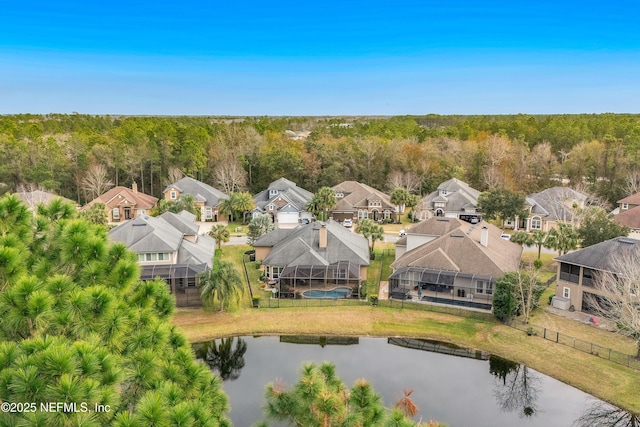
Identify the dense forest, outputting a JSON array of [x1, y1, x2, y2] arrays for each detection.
[[2, 113, 640, 206]]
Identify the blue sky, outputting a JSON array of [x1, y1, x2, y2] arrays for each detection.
[[1, 0, 639, 115]]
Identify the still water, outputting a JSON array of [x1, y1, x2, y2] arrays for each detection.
[[193, 336, 631, 427]]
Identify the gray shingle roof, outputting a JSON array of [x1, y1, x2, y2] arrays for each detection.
[[164, 177, 228, 208], [253, 178, 313, 212], [108, 213, 215, 267], [526, 187, 587, 222], [258, 220, 370, 267], [555, 237, 640, 272], [421, 179, 480, 213]]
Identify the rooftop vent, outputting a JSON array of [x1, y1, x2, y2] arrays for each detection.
[[619, 237, 638, 245]]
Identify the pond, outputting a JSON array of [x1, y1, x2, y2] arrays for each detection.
[[193, 336, 633, 427]]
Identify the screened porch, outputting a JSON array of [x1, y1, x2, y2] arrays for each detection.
[[276, 261, 362, 298]]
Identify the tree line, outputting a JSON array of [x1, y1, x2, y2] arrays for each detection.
[[2, 113, 640, 206]]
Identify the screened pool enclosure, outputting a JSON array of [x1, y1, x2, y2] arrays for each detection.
[[388, 266, 495, 310], [274, 261, 362, 299]]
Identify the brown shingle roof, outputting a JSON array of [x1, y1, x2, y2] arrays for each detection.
[[83, 186, 158, 210], [618, 191, 640, 205], [332, 181, 394, 211], [391, 221, 522, 277], [614, 206, 640, 229]]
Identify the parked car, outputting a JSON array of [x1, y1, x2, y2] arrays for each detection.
[[398, 229, 407, 237], [343, 219, 353, 228], [500, 233, 511, 241]]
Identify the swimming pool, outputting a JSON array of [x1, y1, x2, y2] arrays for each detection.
[[302, 287, 352, 299]]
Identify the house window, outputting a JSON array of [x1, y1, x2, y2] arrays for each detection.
[[622, 203, 629, 210], [384, 210, 391, 219], [112, 208, 120, 220], [563, 287, 570, 298], [170, 191, 177, 200], [138, 253, 169, 262], [486, 282, 493, 295], [267, 204, 275, 211], [358, 210, 368, 219], [187, 277, 197, 287], [269, 189, 278, 197], [476, 280, 484, 294], [531, 216, 542, 230], [272, 266, 283, 279], [336, 270, 347, 279], [205, 207, 213, 220], [335, 192, 344, 198]]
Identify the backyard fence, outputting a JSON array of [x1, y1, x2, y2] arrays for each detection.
[[507, 320, 640, 370]]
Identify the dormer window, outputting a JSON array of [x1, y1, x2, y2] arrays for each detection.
[[622, 203, 629, 210], [269, 189, 279, 197], [170, 190, 177, 200], [267, 204, 275, 211], [335, 192, 344, 198]]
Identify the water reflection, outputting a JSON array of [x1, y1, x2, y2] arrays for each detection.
[[196, 337, 247, 381], [490, 355, 540, 418], [194, 336, 624, 427], [574, 401, 640, 427]]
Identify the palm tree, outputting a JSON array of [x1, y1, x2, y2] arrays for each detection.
[[355, 219, 384, 253], [232, 191, 255, 224], [546, 222, 579, 255], [199, 261, 244, 311], [208, 225, 230, 250], [390, 188, 411, 224], [218, 195, 236, 223], [510, 230, 549, 259], [310, 187, 337, 221]]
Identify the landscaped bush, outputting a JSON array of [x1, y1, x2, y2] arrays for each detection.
[[370, 295, 379, 305]]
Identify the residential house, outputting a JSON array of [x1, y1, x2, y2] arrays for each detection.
[[390, 218, 522, 310], [552, 236, 640, 313], [504, 186, 587, 232], [330, 181, 397, 223], [613, 191, 640, 239], [395, 217, 470, 260], [251, 178, 314, 228], [82, 182, 158, 223], [163, 176, 228, 222], [417, 178, 481, 223], [253, 220, 370, 298], [109, 211, 216, 307]]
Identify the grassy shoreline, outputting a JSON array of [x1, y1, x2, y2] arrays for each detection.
[[173, 305, 640, 413]]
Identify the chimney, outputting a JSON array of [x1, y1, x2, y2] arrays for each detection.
[[480, 226, 489, 247], [132, 181, 138, 194], [319, 223, 327, 249]]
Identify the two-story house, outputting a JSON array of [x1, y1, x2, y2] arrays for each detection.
[[417, 178, 481, 223], [552, 236, 640, 313], [108, 210, 216, 307], [163, 177, 228, 222], [330, 181, 397, 223], [505, 186, 587, 232], [613, 191, 640, 239], [251, 178, 314, 228], [390, 217, 522, 310]]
